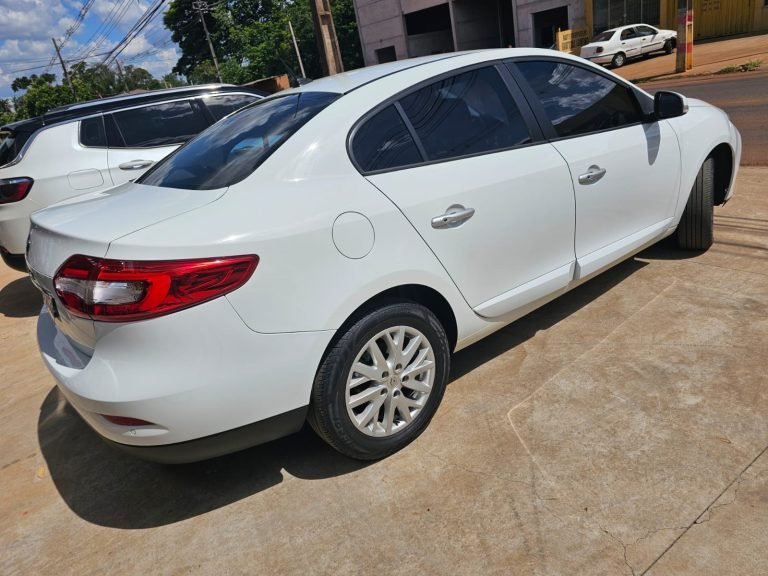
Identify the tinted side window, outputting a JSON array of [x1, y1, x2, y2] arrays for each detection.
[[636, 25, 656, 36], [513, 61, 642, 138], [352, 105, 422, 172], [79, 116, 106, 147], [399, 66, 531, 162], [111, 100, 208, 147], [139, 92, 339, 190], [203, 94, 259, 121]]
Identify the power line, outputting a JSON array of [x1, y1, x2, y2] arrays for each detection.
[[101, 0, 167, 66]]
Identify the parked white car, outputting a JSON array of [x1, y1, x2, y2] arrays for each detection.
[[0, 85, 263, 271], [580, 24, 677, 67], [27, 49, 741, 463]]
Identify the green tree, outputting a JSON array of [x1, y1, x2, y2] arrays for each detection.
[[122, 65, 162, 91], [164, 0, 224, 77], [165, 0, 363, 84], [70, 62, 119, 97], [187, 60, 219, 84], [162, 72, 187, 87], [0, 99, 13, 125]]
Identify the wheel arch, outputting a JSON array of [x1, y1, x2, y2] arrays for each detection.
[[319, 284, 459, 367], [709, 142, 734, 206]]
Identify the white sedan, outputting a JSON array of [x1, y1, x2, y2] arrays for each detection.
[[580, 24, 678, 68], [27, 49, 741, 463]]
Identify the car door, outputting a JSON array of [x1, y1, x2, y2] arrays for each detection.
[[510, 59, 680, 279], [106, 99, 210, 186], [353, 65, 577, 318], [619, 27, 642, 58], [636, 25, 664, 54]]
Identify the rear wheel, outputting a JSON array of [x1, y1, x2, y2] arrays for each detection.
[[611, 52, 626, 68], [309, 302, 450, 460], [676, 157, 714, 250]]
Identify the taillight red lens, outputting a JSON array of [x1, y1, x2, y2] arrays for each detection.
[[54, 254, 259, 322], [0, 177, 33, 204], [101, 415, 155, 427]]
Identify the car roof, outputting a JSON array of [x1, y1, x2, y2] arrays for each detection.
[[1, 84, 266, 133], [286, 48, 585, 96]]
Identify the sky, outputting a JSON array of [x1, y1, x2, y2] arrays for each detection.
[[0, 0, 180, 99]]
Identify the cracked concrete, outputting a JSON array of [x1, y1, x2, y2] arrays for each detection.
[[1, 169, 768, 575]]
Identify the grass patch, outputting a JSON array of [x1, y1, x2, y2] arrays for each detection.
[[717, 59, 763, 74]]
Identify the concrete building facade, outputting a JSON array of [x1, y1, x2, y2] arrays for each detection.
[[352, 0, 768, 66]]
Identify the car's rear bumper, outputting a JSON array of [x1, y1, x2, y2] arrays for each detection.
[[0, 199, 36, 255], [105, 406, 309, 464], [37, 295, 335, 460], [582, 53, 615, 64], [0, 248, 27, 271]]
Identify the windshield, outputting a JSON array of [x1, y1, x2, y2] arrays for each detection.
[[592, 30, 615, 42], [138, 91, 340, 190]]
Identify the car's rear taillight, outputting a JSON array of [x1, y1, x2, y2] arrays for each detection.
[[0, 177, 33, 204], [54, 254, 259, 322]]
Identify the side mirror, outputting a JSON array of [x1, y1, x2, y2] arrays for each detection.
[[654, 91, 688, 119]]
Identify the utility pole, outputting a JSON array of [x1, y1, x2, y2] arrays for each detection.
[[192, 0, 223, 83], [309, 0, 343, 77], [676, 0, 693, 73], [51, 37, 76, 97], [115, 60, 130, 93], [288, 20, 306, 78]]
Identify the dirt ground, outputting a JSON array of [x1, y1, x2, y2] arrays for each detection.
[[2, 165, 767, 575]]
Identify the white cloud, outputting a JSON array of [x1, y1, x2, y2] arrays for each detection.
[[0, 0, 180, 97]]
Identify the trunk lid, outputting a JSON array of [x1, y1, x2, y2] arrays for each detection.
[[580, 42, 609, 58], [27, 182, 226, 352]]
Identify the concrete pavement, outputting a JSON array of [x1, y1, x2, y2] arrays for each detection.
[[2, 165, 767, 575]]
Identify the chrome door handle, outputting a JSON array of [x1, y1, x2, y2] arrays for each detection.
[[118, 160, 154, 171], [578, 165, 607, 185], [431, 204, 475, 229]]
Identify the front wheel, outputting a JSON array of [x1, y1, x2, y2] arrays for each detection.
[[309, 302, 450, 460], [664, 40, 674, 54], [676, 157, 714, 250]]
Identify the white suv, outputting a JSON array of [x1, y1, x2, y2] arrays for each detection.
[[0, 85, 263, 270]]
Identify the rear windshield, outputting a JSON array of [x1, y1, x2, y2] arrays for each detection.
[[138, 91, 340, 190], [0, 131, 32, 167], [592, 30, 615, 42]]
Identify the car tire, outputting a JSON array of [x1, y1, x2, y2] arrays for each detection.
[[611, 52, 626, 68], [664, 40, 674, 54], [308, 302, 450, 460], [676, 157, 714, 250]]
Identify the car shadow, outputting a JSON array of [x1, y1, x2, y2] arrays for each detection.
[[39, 256, 649, 529], [0, 275, 42, 318]]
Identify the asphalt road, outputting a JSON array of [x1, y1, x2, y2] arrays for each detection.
[[644, 70, 768, 166]]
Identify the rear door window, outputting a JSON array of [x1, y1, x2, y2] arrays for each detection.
[[139, 92, 339, 190], [351, 105, 422, 172], [203, 94, 260, 121], [398, 66, 532, 162], [110, 100, 208, 147]]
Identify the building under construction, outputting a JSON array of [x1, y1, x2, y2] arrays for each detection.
[[352, 0, 768, 64]]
